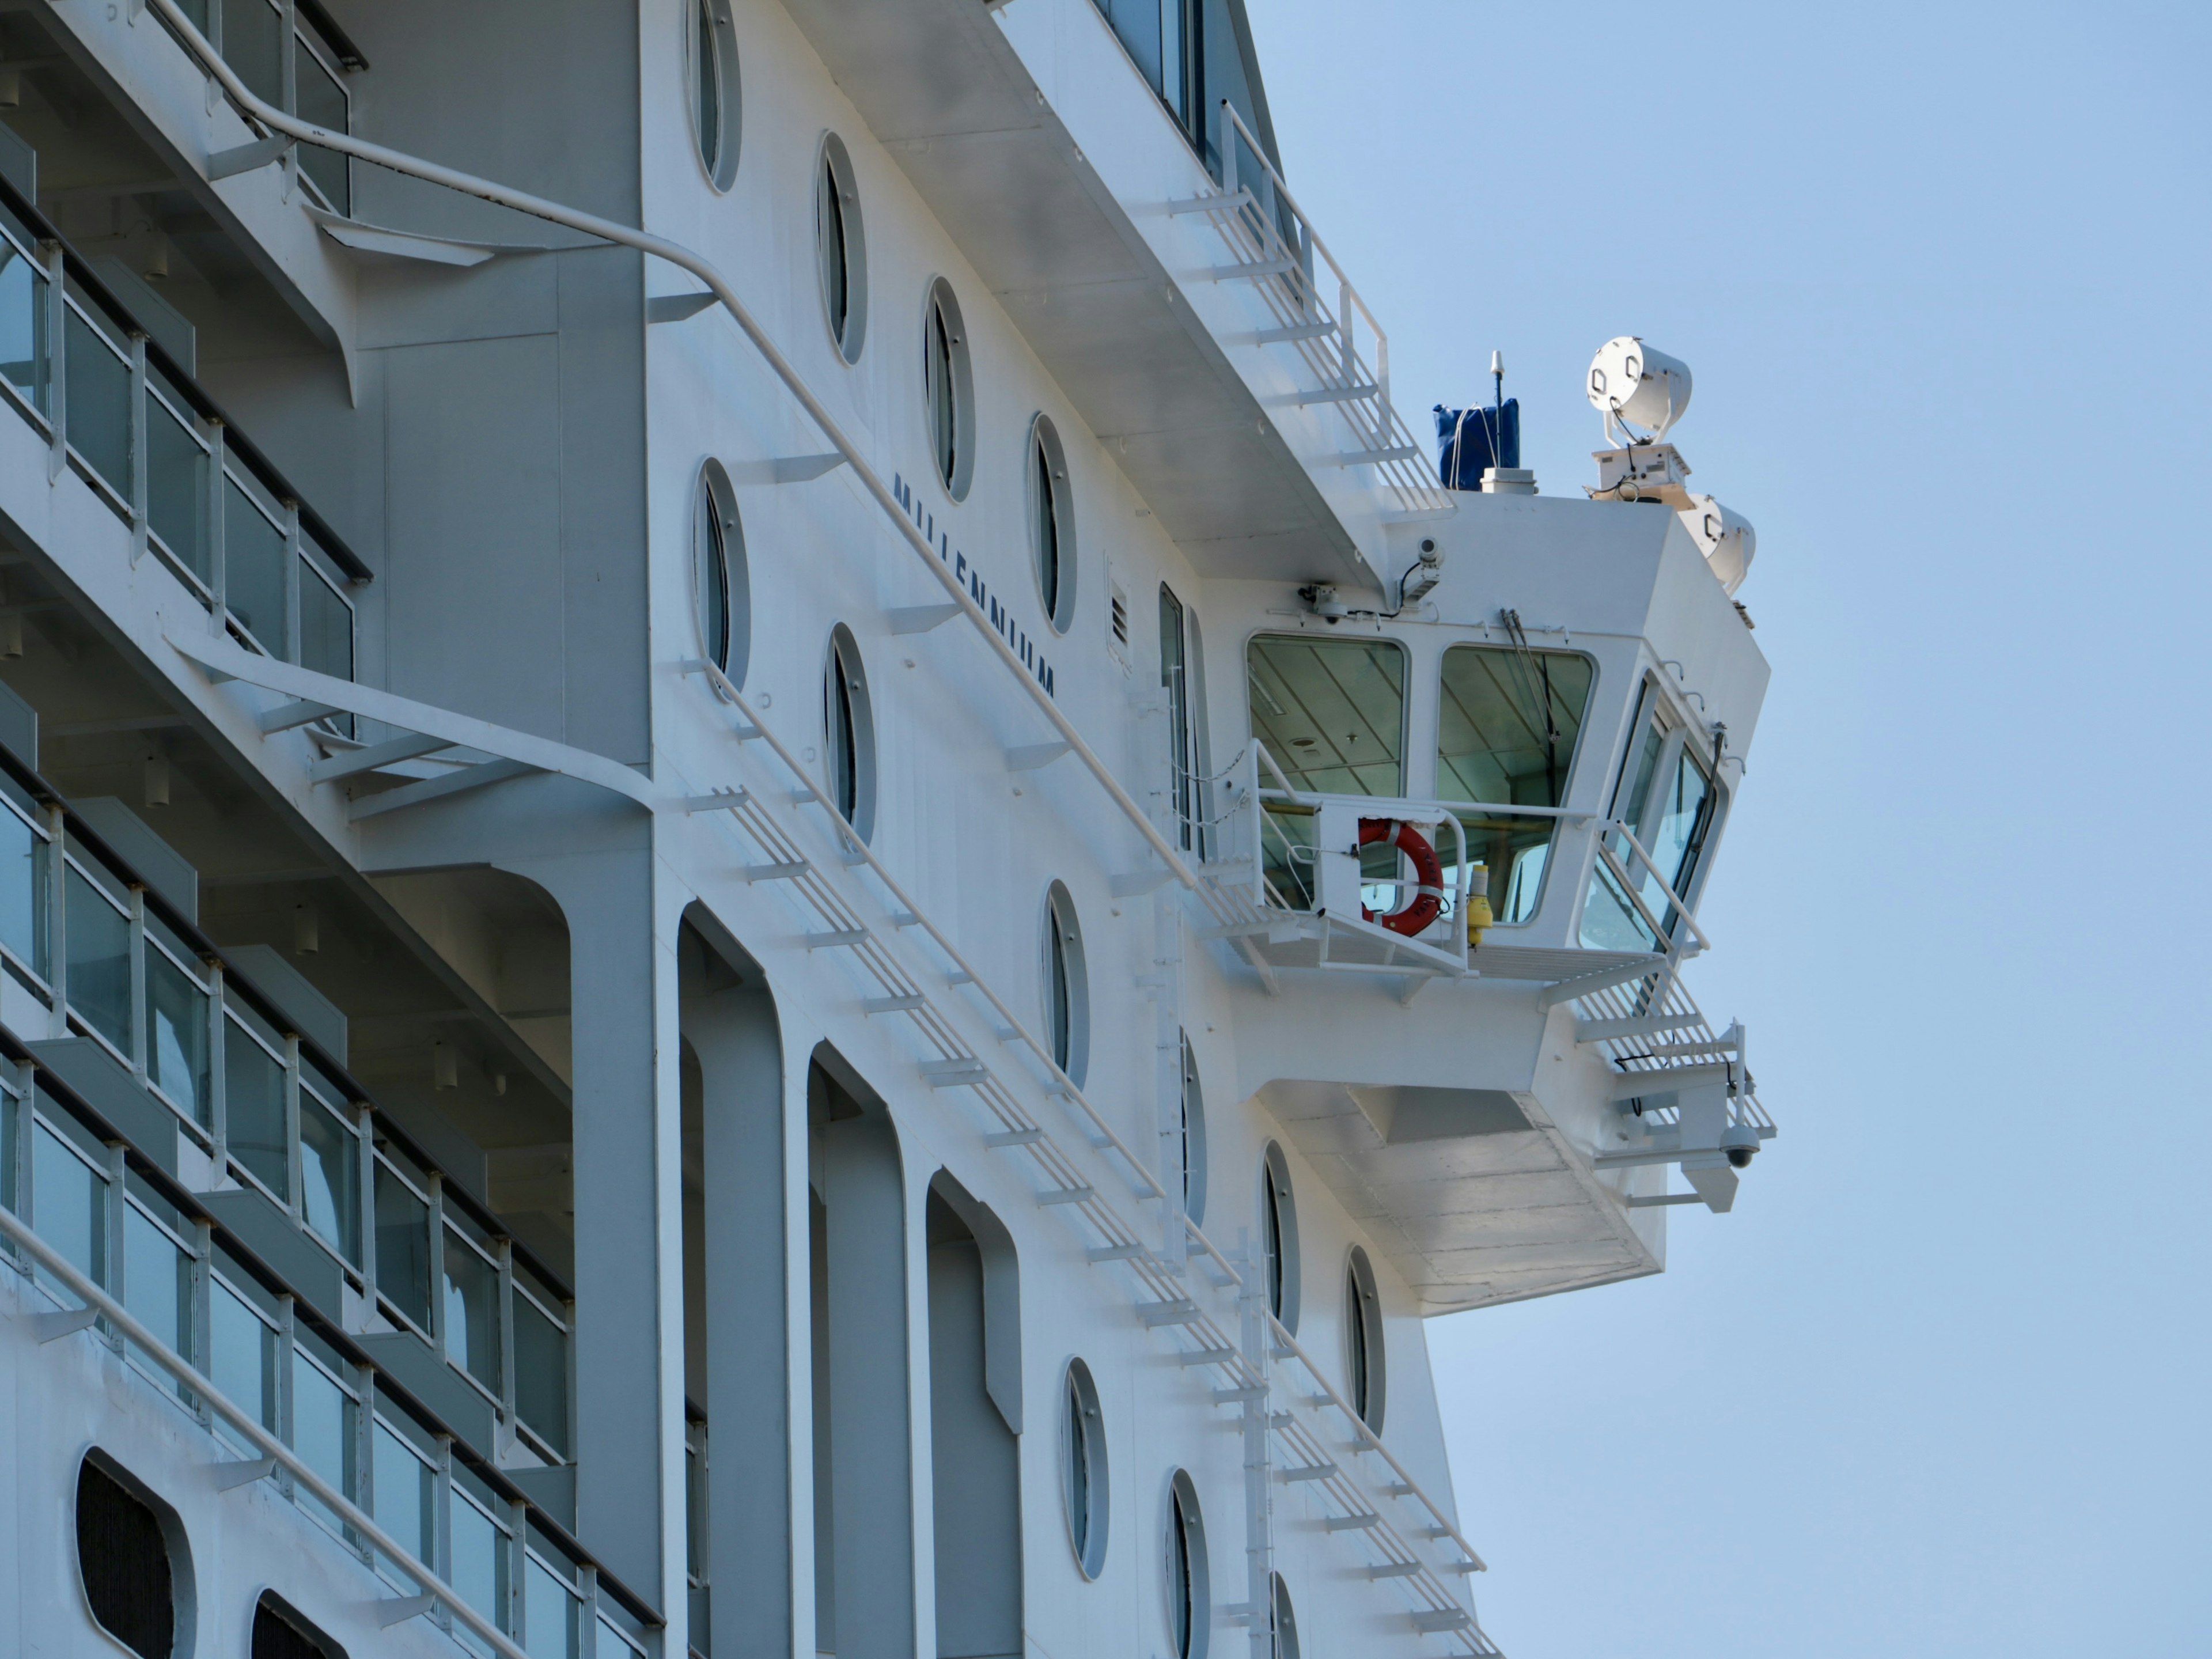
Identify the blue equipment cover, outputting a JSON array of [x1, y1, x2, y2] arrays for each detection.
[[1434, 400, 1520, 488]]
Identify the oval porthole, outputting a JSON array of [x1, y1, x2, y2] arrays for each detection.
[[694, 459, 749, 683], [1028, 414, 1075, 631], [823, 624, 876, 842], [1260, 1142, 1301, 1335], [1061, 1358, 1109, 1579], [1268, 1573, 1301, 1659], [1043, 882, 1090, 1088], [1344, 1245, 1386, 1431], [689, 0, 740, 190], [1163, 1471, 1211, 1659], [923, 277, 976, 500], [1179, 1032, 1207, 1226], [75, 1451, 194, 1659], [815, 134, 868, 363]]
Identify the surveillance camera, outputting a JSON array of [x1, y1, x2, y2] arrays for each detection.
[[1418, 536, 1440, 561], [1719, 1120, 1760, 1169], [1725, 1143, 1755, 1169]]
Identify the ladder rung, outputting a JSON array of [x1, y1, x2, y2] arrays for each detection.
[[1085, 1242, 1146, 1263], [1255, 321, 1337, 344], [1037, 1186, 1094, 1206], [984, 1127, 1046, 1147], [804, 929, 868, 948], [1325, 1512, 1384, 1531], [1292, 382, 1378, 406], [861, 995, 925, 1014], [1366, 1562, 1422, 1579], [1210, 256, 1294, 281], [1138, 1300, 1201, 1327], [1177, 1347, 1236, 1368], [1277, 1464, 1339, 1482], [743, 861, 808, 882]]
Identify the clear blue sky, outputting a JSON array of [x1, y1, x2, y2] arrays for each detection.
[[1245, 2, 2210, 1653]]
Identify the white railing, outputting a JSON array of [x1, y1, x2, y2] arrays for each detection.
[[1200, 101, 1452, 517]]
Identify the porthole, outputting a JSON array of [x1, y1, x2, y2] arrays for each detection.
[[251, 1593, 346, 1659], [1344, 1245, 1386, 1431], [1260, 1142, 1301, 1335], [923, 278, 975, 500], [815, 134, 868, 362], [1028, 414, 1075, 631], [1267, 1573, 1301, 1659], [688, 0, 740, 190], [1179, 1033, 1207, 1226], [693, 459, 749, 683], [75, 1452, 193, 1659], [1163, 1471, 1211, 1659], [823, 625, 876, 842], [1060, 1358, 1109, 1579], [1042, 882, 1090, 1088]]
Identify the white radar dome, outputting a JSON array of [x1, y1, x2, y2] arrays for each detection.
[[1679, 494, 1756, 596], [1587, 336, 1692, 437]]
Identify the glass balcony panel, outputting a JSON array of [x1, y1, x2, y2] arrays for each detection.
[[442, 1232, 501, 1392], [147, 398, 211, 588], [374, 1161, 431, 1330], [298, 1095, 358, 1262], [224, 1017, 289, 1200], [63, 308, 131, 494], [372, 1421, 435, 1564], [123, 1204, 190, 1359], [298, 557, 353, 682], [449, 1490, 511, 1644], [0, 247, 47, 416], [224, 478, 288, 654], [147, 949, 211, 1126], [291, 1347, 356, 1529], [220, 0, 283, 107], [296, 48, 350, 213], [513, 1293, 569, 1456], [525, 1556, 580, 1659], [32, 1120, 104, 1289], [0, 1087, 13, 1214], [210, 1278, 278, 1437], [0, 805, 48, 977], [63, 866, 130, 1053], [1578, 854, 1661, 953]]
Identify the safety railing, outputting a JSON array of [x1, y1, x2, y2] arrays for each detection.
[[0, 734, 577, 1477], [680, 660, 1498, 1653], [0, 165, 364, 684], [0, 1038, 656, 1659], [163, 0, 364, 213], [1202, 101, 1453, 517]]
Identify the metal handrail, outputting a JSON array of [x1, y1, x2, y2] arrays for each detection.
[[140, 0, 1226, 930], [1597, 817, 1714, 953], [0, 1207, 541, 1659]]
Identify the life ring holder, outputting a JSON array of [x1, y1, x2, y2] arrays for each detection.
[[1358, 818, 1445, 937]]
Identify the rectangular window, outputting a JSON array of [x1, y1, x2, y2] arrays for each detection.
[[225, 1017, 289, 1202], [146, 949, 211, 1127], [145, 389, 211, 589], [65, 865, 131, 1054], [1248, 635, 1407, 910], [1160, 586, 1195, 851], [1435, 644, 1596, 926], [373, 1419, 435, 1565], [375, 1156, 432, 1331], [1578, 688, 1724, 950], [297, 1093, 358, 1263], [443, 1228, 501, 1393]]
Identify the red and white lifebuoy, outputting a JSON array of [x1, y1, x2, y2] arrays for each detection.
[[1358, 818, 1445, 937]]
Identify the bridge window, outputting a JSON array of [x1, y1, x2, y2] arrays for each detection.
[[1435, 642, 1596, 925], [816, 135, 868, 363], [1247, 635, 1406, 908], [1580, 683, 1724, 950]]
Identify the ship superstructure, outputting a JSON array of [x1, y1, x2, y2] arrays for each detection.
[[0, 4, 1775, 1659]]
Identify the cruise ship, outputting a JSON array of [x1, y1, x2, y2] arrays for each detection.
[[0, 2, 1776, 1657]]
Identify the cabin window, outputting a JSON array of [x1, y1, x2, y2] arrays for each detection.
[[689, 0, 740, 190], [1247, 634, 1407, 908], [1160, 586, 1210, 851], [1043, 883, 1090, 1088], [1178, 1033, 1207, 1226], [1259, 1142, 1301, 1334], [1029, 415, 1075, 630], [1061, 1358, 1110, 1578], [1268, 1573, 1301, 1659], [694, 460, 749, 682], [923, 279, 975, 499], [1344, 1247, 1385, 1430], [1580, 682, 1724, 950], [823, 625, 877, 842], [252, 1594, 344, 1659], [1435, 643, 1596, 926], [76, 1455, 188, 1659], [815, 135, 868, 362], [1164, 1471, 1210, 1659]]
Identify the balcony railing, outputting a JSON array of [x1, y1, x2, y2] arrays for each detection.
[[0, 165, 365, 687], [0, 734, 575, 1479], [166, 0, 365, 214], [0, 1040, 655, 1659]]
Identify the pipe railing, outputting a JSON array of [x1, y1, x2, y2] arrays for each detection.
[[139, 0, 1223, 929]]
